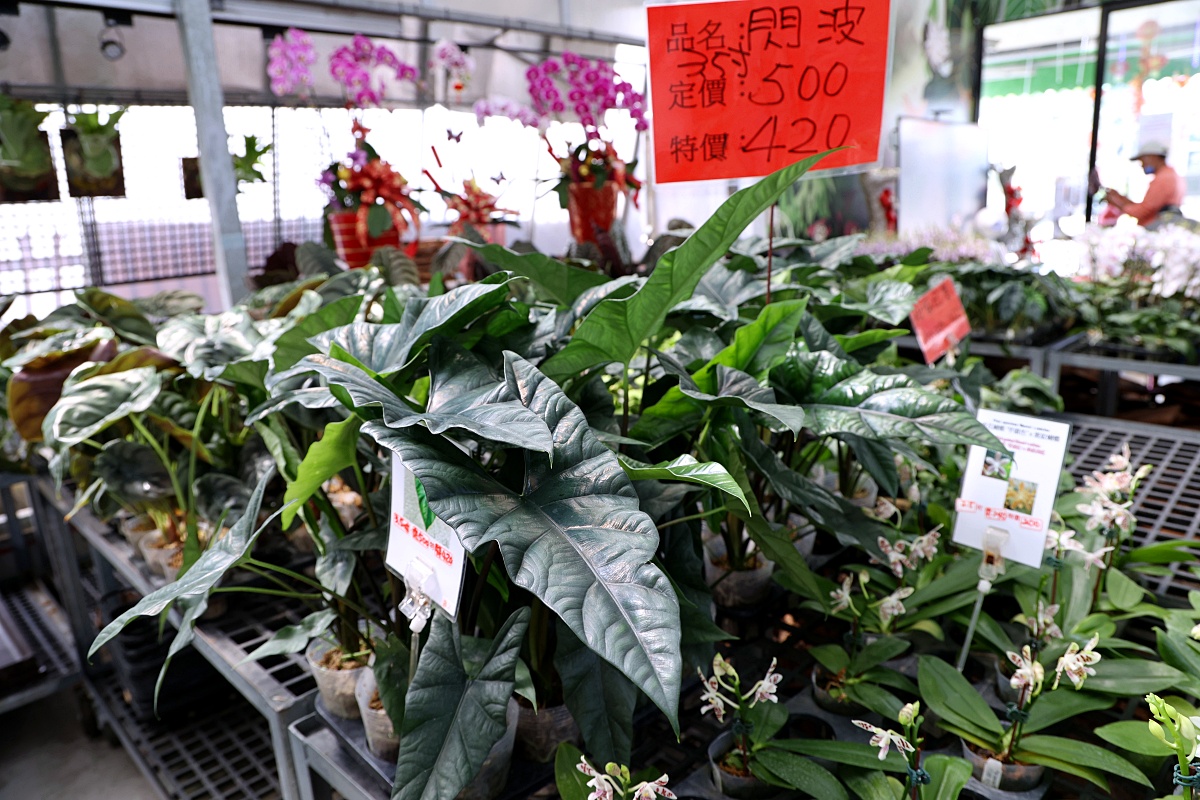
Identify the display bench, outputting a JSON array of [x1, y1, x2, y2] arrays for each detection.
[[892, 333, 1083, 378], [34, 477, 317, 800], [1056, 413, 1200, 602], [1046, 338, 1200, 417], [0, 580, 80, 716]]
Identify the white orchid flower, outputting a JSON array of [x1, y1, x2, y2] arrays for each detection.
[[1024, 600, 1063, 640], [878, 587, 914, 625], [1007, 646, 1044, 695], [747, 658, 782, 705], [1080, 546, 1114, 572], [1054, 634, 1102, 690], [852, 719, 915, 760], [909, 527, 942, 562], [631, 775, 676, 800], [874, 536, 912, 578], [830, 574, 854, 613]]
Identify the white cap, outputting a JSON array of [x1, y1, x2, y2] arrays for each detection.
[[1131, 141, 1169, 160]]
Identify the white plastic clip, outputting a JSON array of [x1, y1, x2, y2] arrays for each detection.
[[978, 526, 1010, 593], [398, 560, 434, 633]]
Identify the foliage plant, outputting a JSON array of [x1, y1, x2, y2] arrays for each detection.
[[0, 95, 55, 187], [65, 107, 126, 179]]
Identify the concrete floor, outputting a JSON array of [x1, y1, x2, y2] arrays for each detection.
[[0, 688, 158, 800]]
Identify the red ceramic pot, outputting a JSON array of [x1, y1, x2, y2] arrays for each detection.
[[328, 210, 401, 269], [567, 182, 619, 244]]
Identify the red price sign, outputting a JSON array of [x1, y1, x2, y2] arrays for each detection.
[[910, 278, 971, 365], [646, 0, 891, 183]]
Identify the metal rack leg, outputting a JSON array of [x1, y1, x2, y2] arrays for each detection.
[[32, 484, 96, 668], [290, 728, 334, 800], [270, 711, 305, 800]]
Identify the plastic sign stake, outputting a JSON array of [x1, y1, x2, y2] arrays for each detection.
[[952, 410, 1070, 569], [386, 452, 467, 623], [646, 0, 891, 182], [909, 278, 971, 365]]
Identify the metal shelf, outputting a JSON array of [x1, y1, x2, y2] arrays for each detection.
[[1057, 413, 1200, 600], [893, 333, 1081, 377], [0, 581, 80, 716], [88, 667, 281, 800], [1047, 338, 1200, 416], [35, 477, 316, 800]]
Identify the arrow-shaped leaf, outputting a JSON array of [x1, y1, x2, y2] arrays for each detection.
[[365, 353, 682, 730]]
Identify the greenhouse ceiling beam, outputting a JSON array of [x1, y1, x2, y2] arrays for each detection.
[[38, 0, 645, 45], [174, 0, 250, 308]]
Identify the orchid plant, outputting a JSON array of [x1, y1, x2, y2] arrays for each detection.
[[1144, 693, 1200, 799], [853, 701, 928, 800], [330, 33, 418, 107], [915, 642, 1151, 793], [474, 52, 646, 207], [565, 754, 675, 800], [267, 27, 316, 99]]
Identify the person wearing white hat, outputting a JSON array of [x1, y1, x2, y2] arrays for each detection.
[[1103, 141, 1186, 229]]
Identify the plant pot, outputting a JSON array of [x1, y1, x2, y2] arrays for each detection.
[[306, 636, 369, 720], [703, 537, 775, 608], [457, 698, 520, 800], [707, 730, 781, 799], [137, 531, 182, 579], [962, 741, 1046, 792], [514, 702, 581, 764], [119, 514, 157, 547], [567, 182, 619, 244], [810, 666, 867, 716], [329, 210, 401, 269], [355, 666, 398, 762]]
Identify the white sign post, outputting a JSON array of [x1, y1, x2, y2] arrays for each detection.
[[951, 410, 1071, 669], [385, 453, 467, 632]]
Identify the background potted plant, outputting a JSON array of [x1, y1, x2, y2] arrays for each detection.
[[321, 121, 425, 268]]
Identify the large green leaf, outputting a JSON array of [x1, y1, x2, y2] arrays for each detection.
[[464, 242, 610, 306], [838, 281, 916, 326], [633, 299, 808, 444], [392, 608, 530, 800], [77, 287, 158, 346], [1084, 658, 1187, 695], [774, 739, 906, 772], [271, 294, 364, 372], [1022, 687, 1112, 733], [1015, 735, 1152, 787], [306, 343, 553, 454], [242, 609, 338, 663], [752, 748, 847, 799], [1095, 720, 1176, 756], [923, 755, 972, 800], [42, 366, 161, 447], [681, 366, 806, 433], [671, 262, 770, 322], [281, 416, 362, 527], [616, 454, 749, 511], [555, 742, 594, 800], [917, 656, 1004, 745], [90, 468, 279, 701], [541, 154, 828, 380], [840, 768, 902, 800], [554, 621, 637, 765], [365, 353, 682, 729], [310, 276, 513, 376], [773, 351, 1001, 449]]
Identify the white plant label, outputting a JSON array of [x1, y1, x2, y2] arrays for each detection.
[[952, 410, 1071, 568], [385, 452, 467, 620], [980, 757, 1004, 788]]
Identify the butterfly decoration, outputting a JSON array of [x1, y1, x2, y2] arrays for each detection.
[[446, 129, 463, 143], [491, 172, 505, 183]]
